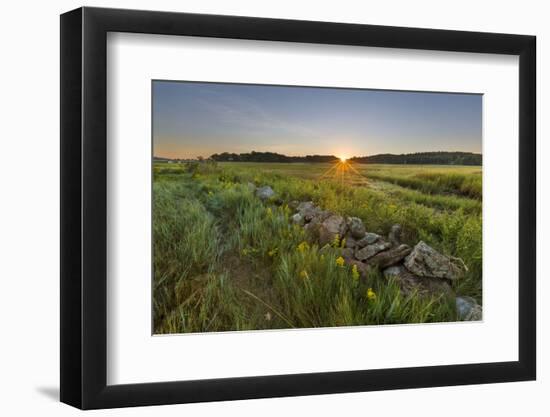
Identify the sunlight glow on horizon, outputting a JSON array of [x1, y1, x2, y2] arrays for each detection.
[[153, 81, 482, 159]]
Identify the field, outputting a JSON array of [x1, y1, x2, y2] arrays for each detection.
[[153, 161, 482, 334]]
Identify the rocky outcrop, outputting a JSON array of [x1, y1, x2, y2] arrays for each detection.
[[383, 265, 453, 297], [341, 248, 355, 261], [285, 199, 464, 286], [291, 213, 305, 226], [348, 217, 366, 239], [344, 236, 357, 248], [254, 188, 477, 320], [288, 200, 301, 210], [404, 241, 466, 281], [368, 244, 412, 269], [356, 233, 381, 248], [297, 201, 322, 222], [456, 296, 483, 321], [303, 210, 331, 234], [355, 241, 391, 261], [345, 258, 372, 279], [318, 215, 347, 246], [255, 186, 275, 201]]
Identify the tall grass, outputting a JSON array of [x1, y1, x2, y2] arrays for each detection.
[[366, 169, 482, 199], [153, 161, 480, 333]]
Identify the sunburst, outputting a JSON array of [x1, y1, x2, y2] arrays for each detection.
[[319, 157, 368, 185]]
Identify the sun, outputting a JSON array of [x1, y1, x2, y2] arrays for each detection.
[[319, 153, 367, 184]]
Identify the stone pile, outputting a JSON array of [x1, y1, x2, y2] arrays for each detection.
[[284, 197, 482, 321]]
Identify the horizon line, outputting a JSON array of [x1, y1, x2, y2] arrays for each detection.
[[153, 150, 483, 160]]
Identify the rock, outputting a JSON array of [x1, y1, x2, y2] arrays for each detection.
[[291, 213, 305, 226], [303, 210, 332, 235], [383, 265, 402, 278], [318, 214, 347, 246], [256, 186, 275, 201], [288, 200, 300, 210], [456, 296, 483, 321], [348, 217, 366, 239], [297, 201, 322, 222], [383, 265, 453, 297], [345, 236, 357, 249], [367, 244, 412, 269], [388, 224, 402, 246], [404, 241, 465, 281], [355, 241, 391, 261], [297, 201, 315, 212], [346, 259, 371, 279], [341, 248, 355, 261], [356, 233, 381, 248]]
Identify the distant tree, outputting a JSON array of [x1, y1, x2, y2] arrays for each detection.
[[350, 151, 481, 166], [210, 151, 339, 163], [209, 150, 481, 165]]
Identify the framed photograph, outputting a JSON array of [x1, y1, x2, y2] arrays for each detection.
[[60, 7, 536, 409]]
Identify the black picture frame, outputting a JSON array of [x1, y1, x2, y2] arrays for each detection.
[[60, 6, 536, 410]]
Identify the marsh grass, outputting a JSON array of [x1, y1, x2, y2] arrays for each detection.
[[363, 167, 482, 199], [153, 161, 480, 333]]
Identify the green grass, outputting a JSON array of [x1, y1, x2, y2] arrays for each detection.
[[153, 161, 480, 333], [217, 162, 482, 199]]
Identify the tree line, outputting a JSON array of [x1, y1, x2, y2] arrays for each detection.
[[209, 151, 482, 165], [210, 151, 337, 163], [350, 152, 482, 165]]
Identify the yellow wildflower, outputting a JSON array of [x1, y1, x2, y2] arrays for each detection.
[[341, 238, 346, 249], [297, 241, 310, 252], [241, 248, 248, 256], [367, 288, 376, 301], [299, 270, 309, 280], [351, 264, 360, 281], [336, 256, 345, 267], [268, 248, 278, 257], [332, 234, 340, 247]]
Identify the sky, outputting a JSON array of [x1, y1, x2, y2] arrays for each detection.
[[153, 81, 482, 160]]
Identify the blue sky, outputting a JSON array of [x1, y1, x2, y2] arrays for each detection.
[[153, 81, 482, 159]]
